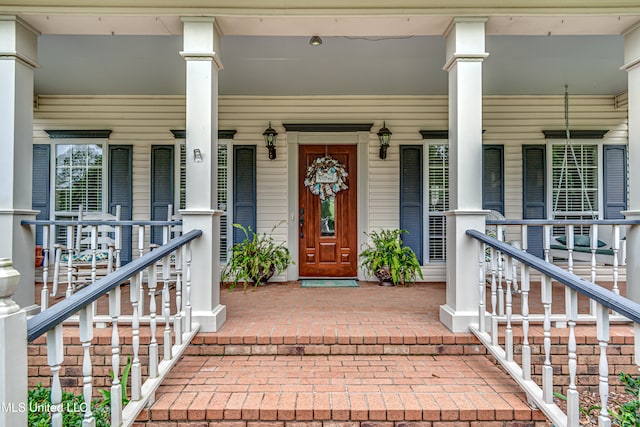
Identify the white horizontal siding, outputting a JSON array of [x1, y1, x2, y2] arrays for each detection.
[[33, 94, 628, 282]]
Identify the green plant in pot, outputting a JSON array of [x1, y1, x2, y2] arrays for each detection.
[[359, 229, 423, 286], [222, 223, 293, 291]]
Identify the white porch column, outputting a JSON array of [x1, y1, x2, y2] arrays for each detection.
[[180, 17, 226, 332], [622, 23, 640, 303], [0, 259, 27, 427], [439, 17, 489, 332], [0, 16, 39, 309]]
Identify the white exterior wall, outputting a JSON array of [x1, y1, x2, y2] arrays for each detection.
[[32, 94, 627, 281]]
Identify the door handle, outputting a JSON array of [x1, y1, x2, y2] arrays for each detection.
[[299, 208, 304, 238]]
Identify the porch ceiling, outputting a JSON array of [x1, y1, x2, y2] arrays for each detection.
[[17, 12, 640, 96]]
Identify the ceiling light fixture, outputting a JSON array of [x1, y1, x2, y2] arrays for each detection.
[[309, 35, 323, 46]]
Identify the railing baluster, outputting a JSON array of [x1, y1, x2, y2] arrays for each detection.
[[163, 254, 172, 361], [149, 262, 159, 380], [175, 246, 183, 345], [612, 225, 621, 300], [511, 243, 519, 294], [51, 244, 61, 302], [41, 225, 50, 310], [66, 225, 74, 297], [47, 324, 63, 427], [567, 288, 579, 427], [521, 265, 531, 381], [590, 224, 599, 315], [130, 274, 142, 401], [596, 303, 611, 427], [478, 239, 486, 333], [138, 225, 145, 316], [91, 225, 99, 316], [185, 242, 192, 332], [567, 224, 575, 275], [542, 274, 554, 404], [115, 205, 122, 270], [565, 225, 574, 322], [91, 224, 98, 284], [497, 230, 504, 316], [543, 224, 550, 263], [79, 305, 95, 427], [505, 255, 514, 362], [490, 246, 498, 345], [109, 285, 122, 426]]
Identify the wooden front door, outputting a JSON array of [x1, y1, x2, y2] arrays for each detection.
[[299, 145, 358, 277]]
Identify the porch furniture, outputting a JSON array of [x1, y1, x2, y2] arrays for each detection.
[[549, 234, 626, 266], [51, 205, 121, 296]]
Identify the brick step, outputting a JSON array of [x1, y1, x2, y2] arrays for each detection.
[[133, 354, 547, 427], [185, 333, 487, 356]]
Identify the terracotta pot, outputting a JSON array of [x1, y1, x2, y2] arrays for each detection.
[[35, 245, 44, 268]]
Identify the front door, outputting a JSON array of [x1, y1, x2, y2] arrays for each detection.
[[299, 145, 358, 277]]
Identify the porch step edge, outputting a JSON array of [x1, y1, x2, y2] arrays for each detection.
[[183, 343, 488, 356]]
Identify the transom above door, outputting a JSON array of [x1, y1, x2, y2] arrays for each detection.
[[298, 145, 358, 277]]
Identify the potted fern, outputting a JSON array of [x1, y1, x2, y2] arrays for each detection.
[[359, 229, 423, 286], [222, 223, 293, 291]]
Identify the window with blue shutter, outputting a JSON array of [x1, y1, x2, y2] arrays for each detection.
[[482, 145, 504, 215], [522, 145, 546, 258], [233, 146, 256, 244], [603, 145, 627, 220], [109, 145, 133, 263], [32, 144, 51, 246], [151, 146, 174, 245], [400, 145, 423, 264]]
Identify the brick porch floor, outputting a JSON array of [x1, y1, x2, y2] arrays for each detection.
[[132, 282, 550, 426]]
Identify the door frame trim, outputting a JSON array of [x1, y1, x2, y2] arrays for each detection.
[[287, 131, 370, 280]]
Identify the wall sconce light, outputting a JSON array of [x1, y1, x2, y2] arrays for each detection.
[[377, 121, 392, 159], [193, 148, 203, 163], [263, 122, 278, 160], [309, 35, 323, 46]]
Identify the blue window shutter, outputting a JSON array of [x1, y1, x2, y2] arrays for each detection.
[[32, 144, 50, 246], [109, 145, 133, 263], [400, 145, 423, 264], [151, 146, 174, 245], [603, 145, 627, 220], [522, 145, 546, 258], [233, 145, 256, 244], [482, 145, 504, 215]]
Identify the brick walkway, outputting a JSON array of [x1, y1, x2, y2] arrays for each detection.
[[133, 282, 548, 426]]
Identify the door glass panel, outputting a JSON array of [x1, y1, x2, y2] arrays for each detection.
[[320, 197, 335, 236]]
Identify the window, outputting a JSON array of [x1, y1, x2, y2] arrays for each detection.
[[551, 143, 598, 220], [55, 143, 104, 214], [179, 141, 231, 261], [427, 143, 449, 262], [217, 144, 229, 260]]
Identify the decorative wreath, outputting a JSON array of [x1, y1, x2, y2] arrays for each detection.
[[304, 157, 349, 200]]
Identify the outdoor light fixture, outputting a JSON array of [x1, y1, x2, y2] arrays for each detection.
[[377, 121, 392, 159], [263, 122, 278, 160], [309, 35, 323, 46], [193, 148, 203, 163]]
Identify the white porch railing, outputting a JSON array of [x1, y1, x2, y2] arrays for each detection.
[[467, 227, 640, 427], [0, 228, 202, 427], [486, 219, 630, 323], [35, 218, 182, 315]]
